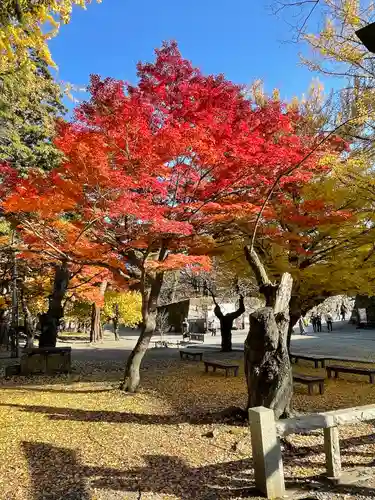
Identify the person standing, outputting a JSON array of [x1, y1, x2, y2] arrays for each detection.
[[326, 313, 333, 332], [311, 315, 317, 333]]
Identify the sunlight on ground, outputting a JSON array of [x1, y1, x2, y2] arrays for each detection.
[[1, 357, 375, 499]]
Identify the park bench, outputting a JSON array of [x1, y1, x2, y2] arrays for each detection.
[[179, 349, 203, 361], [326, 364, 375, 383], [290, 353, 326, 368], [293, 374, 325, 395], [203, 360, 239, 377], [21, 347, 71, 375], [189, 333, 205, 342]]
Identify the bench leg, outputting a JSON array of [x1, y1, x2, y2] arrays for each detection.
[[205, 364, 208, 373], [199, 354, 203, 361], [225, 369, 228, 377], [319, 382, 325, 395], [308, 384, 314, 396], [370, 374, 375, 384], [234, 367, 238, 377], [180, 352, 183, 360], [314, 360, 318, 369], [327, 369, 332, 379], [321, 360, 325, 368], [213, 366, 216, 373], [334, 371, 338, 379]]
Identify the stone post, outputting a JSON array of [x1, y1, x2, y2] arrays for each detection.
[[249, 406, 285, 498], [324, 426, 341, 478]]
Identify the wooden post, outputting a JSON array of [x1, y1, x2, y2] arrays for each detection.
[[324, 426, 341, 479], [249, 407, 285, 498]]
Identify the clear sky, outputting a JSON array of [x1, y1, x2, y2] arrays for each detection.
[[49, 0, 329, 107]]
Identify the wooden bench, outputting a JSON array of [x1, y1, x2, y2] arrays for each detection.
[[326, 364, 375, 383], [204, 360, 239, 377], [179, 349, 203, 361], [291, 353, 326, 368], [293, 374, 325, 395], [189, 333, 205, 342]]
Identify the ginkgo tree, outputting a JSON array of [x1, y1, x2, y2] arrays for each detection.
[[103, 291, 142, 340], [3, 42, 349, 408]]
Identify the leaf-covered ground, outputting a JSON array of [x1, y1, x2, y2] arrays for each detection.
[[1, 351, 375, 499]]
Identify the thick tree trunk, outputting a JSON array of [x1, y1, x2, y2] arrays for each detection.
[[39, 261, 69, 348], [244, 246, 293, 419], [220, 318, 233, 352], [121, 311, 156, 392], [214, 296, 245, 353], [21, 291, 35, 349]]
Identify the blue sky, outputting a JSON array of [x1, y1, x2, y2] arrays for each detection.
[[49, 0, 331, 107]]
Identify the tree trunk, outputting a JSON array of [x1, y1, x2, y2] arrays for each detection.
[[214, 296, 245, 353], [220, 318, 233, 352], [121, 250, 166, 393], [121, 311, 156, 392], [244, 246, 293, 419], [21, 289, 35, 348], [90, 303, 101, 343], [39, 261, 69, 348], [113, 305, 119, 341], [90, 280, 108, 343]]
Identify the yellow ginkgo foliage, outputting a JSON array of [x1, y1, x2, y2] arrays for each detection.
[[103, 291, 142, 328], [0, 0, 100, 73]]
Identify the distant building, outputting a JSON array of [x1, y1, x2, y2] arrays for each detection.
[[158, 296, 263, 333]]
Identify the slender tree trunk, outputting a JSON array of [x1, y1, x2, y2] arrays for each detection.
[[113, 305, 119, 341], [244, 246, 293, 419], [90, 280, 108, 343], [90, 303, 101, 343], [121, 251, 165, 393], [121, 310, 156, 392], [39, 261, 69, 348], [21, 289, 35, 348]]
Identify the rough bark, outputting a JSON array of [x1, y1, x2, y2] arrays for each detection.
[[214, 296, 245, 352], [121, 249, 166, 393], [90, 280, 107, 343], [113, 304, 120, 341], [121, 310, 156, 392], [244, 246, 293, 419], [39, 261, 69, 348], [21, 289, 35, 348]]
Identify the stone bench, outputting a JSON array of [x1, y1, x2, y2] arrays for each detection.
[[326, 364, 375, 383], [20, 347, 71, 375], [189, 333, 205, 342], [291, 353, 326, 368], [204, 360, 239, 377], [179, 349, 203, 361], [293, 374, 325, 395]]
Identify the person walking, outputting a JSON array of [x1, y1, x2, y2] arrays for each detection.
[[208, 319, 216, 336], [340, 303, 347, 321], [326, 313, 333, 332], [316, 314, 322, 332], [298, 316, 306, 335], [182, 318, 189, 339]]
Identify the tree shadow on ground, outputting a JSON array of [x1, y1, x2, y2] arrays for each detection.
[[1, 402, 245, 425], [23, 441, 375, 500], [23, 441, 256, 500]]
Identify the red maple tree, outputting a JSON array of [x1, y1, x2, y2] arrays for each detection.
[[3, 42, 348, 395]]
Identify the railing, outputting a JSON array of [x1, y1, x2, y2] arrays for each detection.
[[249, 404, 375, 498]]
